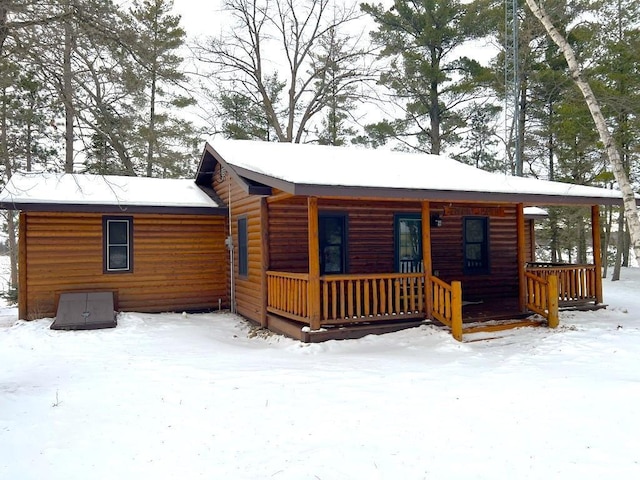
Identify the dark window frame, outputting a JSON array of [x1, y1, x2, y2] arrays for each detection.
[[394, 213, 423, 273], [463, 216, 490, 275], [103, 216, 133, 274], [238, 216, 249, 277], [319, 212, 348, 275]]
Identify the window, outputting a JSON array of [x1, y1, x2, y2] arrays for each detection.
[[395, 214, 423, 273], [103, 216, 133, 273], [319, 214, 347, 274], [238, 217, 248, 277], [464, 217, 489, 274]]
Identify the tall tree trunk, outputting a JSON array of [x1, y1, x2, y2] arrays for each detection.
[[602, 203, 612, 278], [612, 207, 624, 281], [577, 213, 586, 264], [1, 87, 18, 292], [0, 4, 8, 58], [516, 74, 527, 176], [623, 223, 630, 267], [525, 0, 640, 266], [146, 8, 159, 178], [63, 8, 74, 173], [145, 67, 156, 177], [549, 209, 559, 263], [26, 98, 33, 171], [429, 76, 440, 155]]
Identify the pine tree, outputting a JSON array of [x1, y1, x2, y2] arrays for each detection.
[[128, 0, 197, 178], [361, 0, 496, 154]]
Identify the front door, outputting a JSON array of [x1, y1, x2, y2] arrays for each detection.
[[319, 214, 346, 274]]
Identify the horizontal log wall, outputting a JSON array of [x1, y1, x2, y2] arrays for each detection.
[[269, 198, 519, 302], [213, 163, 264, 324], [431, 206, 519, 301], [268, 198, 417, 274], [22, 212, 228, 319], [525, 219, 535, 262]]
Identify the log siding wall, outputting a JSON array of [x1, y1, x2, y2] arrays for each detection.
[[213, 164, 265, 324], [20, 212, 228, 319], [268, 198, 519, 302]]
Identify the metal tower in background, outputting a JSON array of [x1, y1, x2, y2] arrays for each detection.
[[505, 0, 522, 176]]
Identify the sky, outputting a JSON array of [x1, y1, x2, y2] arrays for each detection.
[[172, 0, 224, 39]]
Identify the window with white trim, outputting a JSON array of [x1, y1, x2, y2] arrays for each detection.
[[104, 216, 133, 273]]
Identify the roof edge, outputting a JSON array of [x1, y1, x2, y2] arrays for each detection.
[[0, 202, 228, 216], [289, 184, 629, 206]]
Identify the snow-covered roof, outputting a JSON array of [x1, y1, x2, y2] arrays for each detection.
[[523, 207, 549, 218], [204, 139, 635, 206], [0, 172, 225, 215]]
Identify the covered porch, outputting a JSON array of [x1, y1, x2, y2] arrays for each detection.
[[263, 198, 604, 342]]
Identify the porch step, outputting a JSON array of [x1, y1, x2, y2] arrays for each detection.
[[266, 313, 426, 343], [461, 318, 546, 335]]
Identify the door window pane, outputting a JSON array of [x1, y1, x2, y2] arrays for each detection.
[[464, 217, 488, 274], [396, 215, 423, 272], [319, 215, 346, 274]]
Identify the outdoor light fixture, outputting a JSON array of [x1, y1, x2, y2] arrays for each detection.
[[431, 214, 443, 228]]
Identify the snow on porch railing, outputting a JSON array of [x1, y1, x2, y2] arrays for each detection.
[[524, 271, 559, 328], [266, 271, 309, 323], [320, 273, 425, 324], [430, 276, 463, 341], [526, 263, 598, 304]]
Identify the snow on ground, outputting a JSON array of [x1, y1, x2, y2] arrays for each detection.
[[1, 269, 640, 479]]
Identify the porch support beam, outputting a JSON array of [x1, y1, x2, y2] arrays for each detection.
[[18, 212, 27, 320], [307, 197, 321, 330], [421, 201, 433, 319], [591, 205, 604, 304], [266, 191, 295, 204], [260, 198, 270, 327], [516, 203, 526, 311]]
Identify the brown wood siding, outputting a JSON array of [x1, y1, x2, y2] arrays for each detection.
[[22, 212, 228, 319], [268, 198, 421, 274], [213, 164, 264, 324], [525, 219, 535, 262], [431, 206, 519, 301], [268, 198, 519, 302], [268, 197, 309, 273]]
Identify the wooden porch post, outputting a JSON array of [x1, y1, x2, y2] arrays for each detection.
[[18, 212, 27, 320], [307, 197, 321, 330], [591, 205, 604, 304], [421, 201, 433, 319], [516, 203, 526, 311], [547, 275, 559, 328], [451, 281, 463, 341], [260, 198, 270, 327]]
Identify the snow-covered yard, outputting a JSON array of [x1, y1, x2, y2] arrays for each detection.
[[1, 268, 640, 479]]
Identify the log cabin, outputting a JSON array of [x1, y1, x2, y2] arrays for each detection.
[[195, 139, 637, 341], [0, 174, 229, 320], [1, 140, 637, 341]]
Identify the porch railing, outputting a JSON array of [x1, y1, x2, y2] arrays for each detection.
[[320, 273, 425, 324], [524, 271, 559, 327], [526, 263, 598, 305], [266, 271, 309, 323], [430, 276, 463, 341]]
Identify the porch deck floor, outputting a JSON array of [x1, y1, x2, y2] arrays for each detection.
[[462, 297, 530, 324], [461, 297, 606, 323], [267, 297, 605, 343]]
